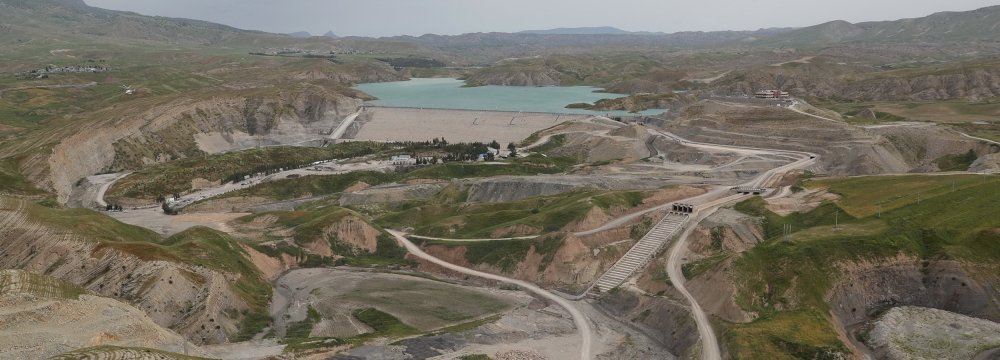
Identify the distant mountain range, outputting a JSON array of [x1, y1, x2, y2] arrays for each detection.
[[287, 31, 339, 39], [4, 0, 1000, 55], [518, 26, 648, 35], [515, 5, 1000, 45]]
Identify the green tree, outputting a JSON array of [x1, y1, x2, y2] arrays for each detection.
[[507, 142, 518, 158], [964, 149, 978, 163]]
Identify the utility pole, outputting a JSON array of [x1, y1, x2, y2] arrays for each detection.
[[834, 209, 839, 230], [917, 191, 920, 205]]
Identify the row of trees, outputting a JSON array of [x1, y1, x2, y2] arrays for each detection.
[[224, 162, 303, 184], [415, 157, 439, 165], [388, 139, 517, 163]]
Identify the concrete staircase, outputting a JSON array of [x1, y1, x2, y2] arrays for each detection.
[[591, 212, 689, 294]]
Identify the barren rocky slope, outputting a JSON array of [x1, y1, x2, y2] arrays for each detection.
[[867, 306, 1000, 360], [713, 61, 1000, 101], [0, 197, 269, 345], [665, 101, 989, 175], [828, 255, 1000, 326], [228, 209, 387, 261], [44, 85, 363, 204], [0, 269, 208, 359], [596, 290, 700, 358]]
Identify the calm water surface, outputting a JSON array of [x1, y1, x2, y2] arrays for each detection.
[[354, 78, 666, 116]]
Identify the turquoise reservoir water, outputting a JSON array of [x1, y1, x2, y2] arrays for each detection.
[[354, 78, 666, 116]]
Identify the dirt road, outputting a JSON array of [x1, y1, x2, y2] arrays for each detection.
[[662, 147, 817, 360], [387, 230, 595, 360], [95, 172, 131, 207], [667, 205, 726, 360], [328, 110, 362, 141], [406, 234, 540, 242]]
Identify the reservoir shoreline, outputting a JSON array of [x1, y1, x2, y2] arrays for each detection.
[[354, 78, 666, 117]]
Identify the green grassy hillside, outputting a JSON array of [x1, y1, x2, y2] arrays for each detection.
[[719, 174, 1000, 358], [204, 153, 576, 203], [376, 188, 649, 238]]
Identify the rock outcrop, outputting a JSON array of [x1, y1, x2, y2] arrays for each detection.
[[971, 152, 1000, 173], [827, 256, 1000, 326], [867, 306, 1000, 360], [324, 215, 383, 253]]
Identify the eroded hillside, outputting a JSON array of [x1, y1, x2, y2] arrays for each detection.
[[0, 197, 271, 344]]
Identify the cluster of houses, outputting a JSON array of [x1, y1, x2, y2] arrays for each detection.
[[753, 89, 791, 99], [251, 48, 322, 56], [330, 48, 377, 55], [28, 65, 110, 79]]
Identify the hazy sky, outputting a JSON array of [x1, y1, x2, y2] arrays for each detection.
[[84, 0, 999, 37]]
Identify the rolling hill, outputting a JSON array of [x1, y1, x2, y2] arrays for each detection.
[[757, 5, 1000, 47], [0, 0, 274, 47]]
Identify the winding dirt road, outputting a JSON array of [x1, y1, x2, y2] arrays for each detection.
[[662, 141, 817, 360], [406, 234, 540, 242], [85, 111, 819, 360], [387, 230, 595, 360]]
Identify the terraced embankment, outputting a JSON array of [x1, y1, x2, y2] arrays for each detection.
[[591, 213, 688, 293]]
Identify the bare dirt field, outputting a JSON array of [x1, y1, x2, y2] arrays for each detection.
[[351, 107, 589, 145], [872, 102, 1000, 123], [271, 268, 524, 338], [109, 208, 249, 235]]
